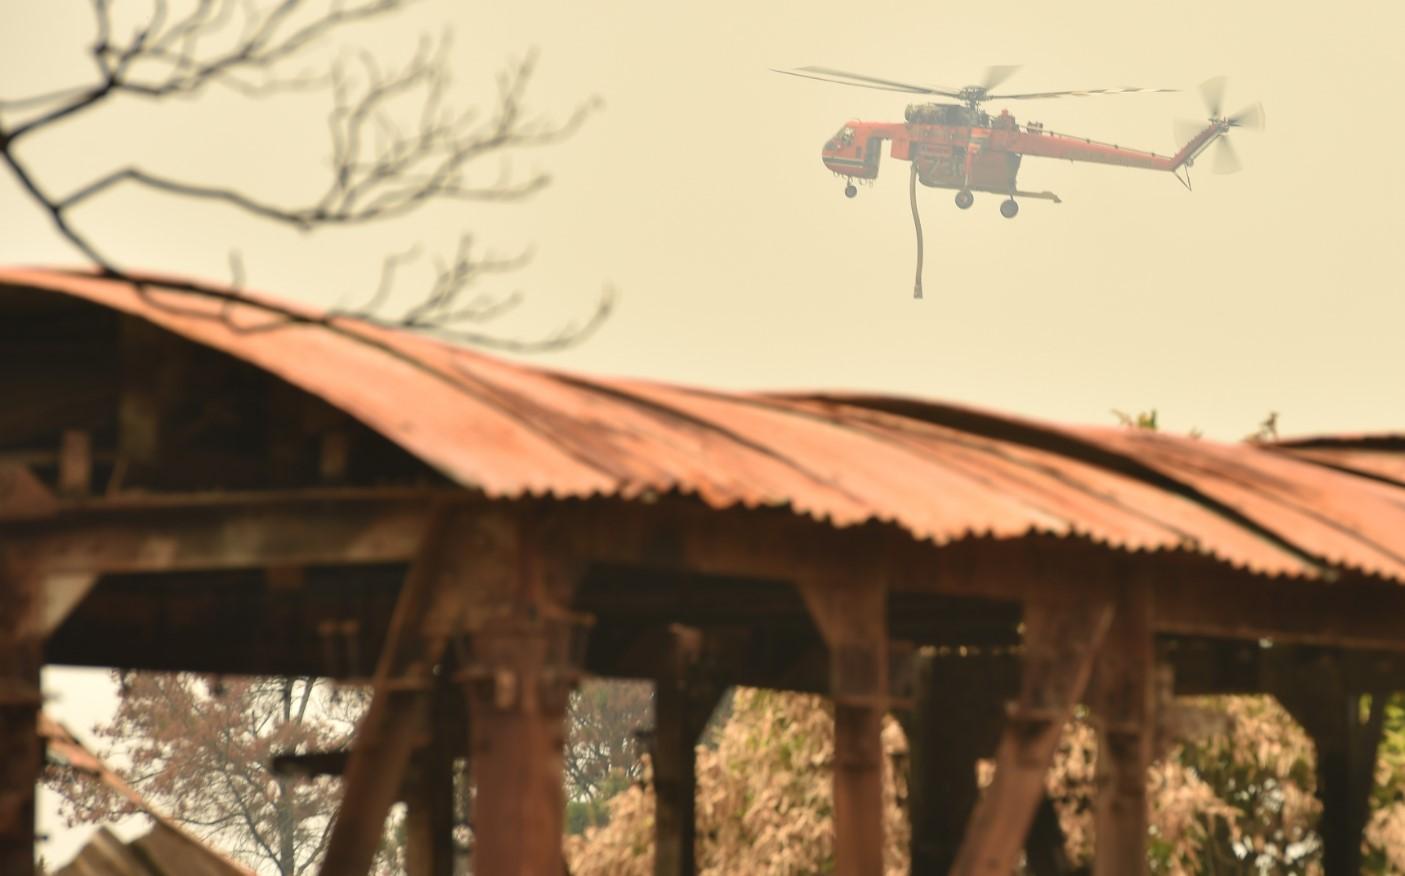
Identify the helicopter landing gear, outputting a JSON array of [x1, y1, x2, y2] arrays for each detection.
[[954, 189, 974, 210], [844, 183, 858, 198], [1000, 198, 1020, 219]]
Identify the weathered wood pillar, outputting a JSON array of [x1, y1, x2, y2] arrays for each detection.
[[1316, 692, 1383, 876], [0, 547, 40, 876], [463, 513, 585, 876], [653, 627, 722, 876], [906, 651, 1005, 874], [320, 509, 477, 876], [465, 614, 579, 875], [796, 574, 888, 876], [405, 679, 460, 876], [1091, 579, 1156, 876], [1272, 653, 1384, 876], [950, 598, 1112, 876]]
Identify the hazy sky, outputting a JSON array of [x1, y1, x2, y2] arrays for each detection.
[[4, 0, 1404, 864], [5, 0, 1404, 445]]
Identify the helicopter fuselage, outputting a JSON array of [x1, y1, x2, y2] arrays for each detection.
[[821, 104, 1224, 205]]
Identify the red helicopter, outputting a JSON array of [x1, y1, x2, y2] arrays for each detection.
[[775, 66, 1264, 218]]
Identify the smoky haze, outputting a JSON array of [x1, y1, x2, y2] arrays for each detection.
[[4, 0, 1402, 866], [1, 1, 1400, 437]]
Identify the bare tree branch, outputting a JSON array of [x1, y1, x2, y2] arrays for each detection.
[[0, 0, 610, 355]]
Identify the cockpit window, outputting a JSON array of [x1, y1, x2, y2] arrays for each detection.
[[833, 126, 855, 147]]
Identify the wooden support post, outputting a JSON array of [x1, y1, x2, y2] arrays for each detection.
[[1317, 692, 1383, 876], [1272, 654, 1384, 876], [320, 509, 479, 876], [1091, 580, 1156, 876], [58, 430, 92, 497], [906, 651, 1005, 875], [461, 514, 585, 876], [796, 574, 888, 876], [0, 550, 40, 876], [464, 615, 580, 876], [832, 698, 885, 876], [115, 319, 181, 489], [654, 626, 721, 876], [950, 599, 1113, 876], [405, 679, 459, 876]]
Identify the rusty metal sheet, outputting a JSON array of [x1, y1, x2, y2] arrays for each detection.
[[1064, 427, 1405, 582], [4, 268, 1405, 583], [1269, 435, 1405, 488]]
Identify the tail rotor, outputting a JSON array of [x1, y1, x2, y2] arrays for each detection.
[[1177, 76, 1264, 174]]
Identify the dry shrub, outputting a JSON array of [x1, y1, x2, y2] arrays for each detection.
[[572, 690, 1405, 874], [566, 688, 909, 875]]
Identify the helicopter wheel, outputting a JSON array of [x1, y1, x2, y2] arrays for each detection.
[[844, 183, 858, 198], [954, 189, 974, 210], [1000, 198, 1019, 219]]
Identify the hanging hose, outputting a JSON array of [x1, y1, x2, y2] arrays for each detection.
[[909, 162, 924, 299]]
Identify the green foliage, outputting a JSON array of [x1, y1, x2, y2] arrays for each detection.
[[1113, 408, 1160, 430], [1173, 697, 1319, 873]]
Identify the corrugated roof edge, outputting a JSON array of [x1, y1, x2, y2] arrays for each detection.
[[782, 393, 1335, 577], [531, 487, 1337, 582]]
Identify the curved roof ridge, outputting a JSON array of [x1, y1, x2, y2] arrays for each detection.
[[5, 266, 1405, 583]]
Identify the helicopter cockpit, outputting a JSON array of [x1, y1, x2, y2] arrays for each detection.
[[827, 125, 856, 149]]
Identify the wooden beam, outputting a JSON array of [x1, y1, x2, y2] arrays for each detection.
[[1270, 654, 1385, 876], [461, 516, 586, 876], [17, 489, 442, 576], [39, 573, 97, 636], [653, 626, 722, 876], [0, 548, 41, 876], [1092, 578, 1156, 876], [465, 617, 582, 876], [0, 464, 57, 522], [950, 598, 1113, 876], [405, 679, 460, 876], [560, 500, 1405, 654], [795, 571, 888, 876], [115, 317, 174, 485], [1317, 694, 1384, 876], [46, 565, 403, 678], [319, 508, 479, 876], [58, 431, 92, 497], [22, 493, 1405, 657], [1154, 564, 1405, 652], [906, 651, 1004, 874]]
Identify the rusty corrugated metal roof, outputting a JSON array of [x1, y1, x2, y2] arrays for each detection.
[[1268, 434, 1405, 488], [4, 266, 1405, 583]]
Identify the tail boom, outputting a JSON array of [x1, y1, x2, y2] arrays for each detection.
[[998, 121, 1224, 173]]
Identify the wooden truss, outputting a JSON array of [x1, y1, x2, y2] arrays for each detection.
[[7, 485, 1405, 875]]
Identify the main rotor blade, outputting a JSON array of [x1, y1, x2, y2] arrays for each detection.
[[1211, 137, 1242, 174], [1200, 75, 1227, 117], [986, 85, 1178, 101], [778, 66, 964, 98], [980, 65, 1022, 92], [1229, 101, 1266, 130]]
